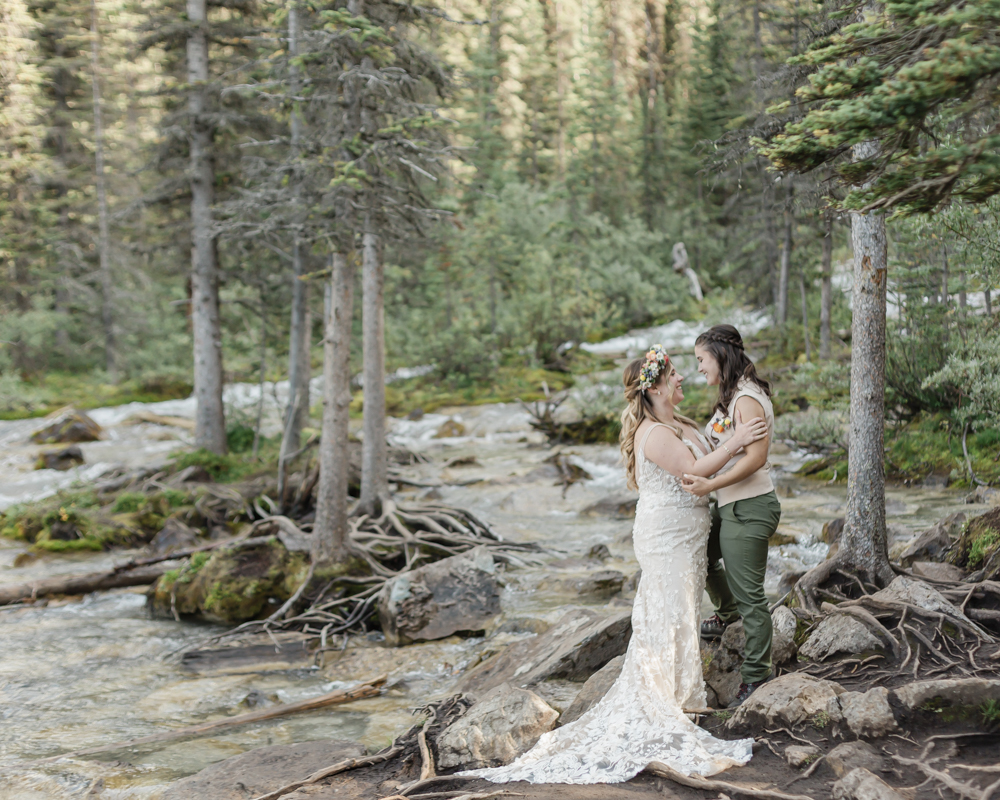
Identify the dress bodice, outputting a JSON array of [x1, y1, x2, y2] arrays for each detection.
[[635, 424, 710, 511]]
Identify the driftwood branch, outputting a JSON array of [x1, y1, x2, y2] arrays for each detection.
[[0, 565, 166, 606], [31, 674, 387, 765], [646, 761, 816, 800]]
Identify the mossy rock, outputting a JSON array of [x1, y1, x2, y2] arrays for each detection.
[[148, 538, 309, 624], [948, 507, 1000, 579]]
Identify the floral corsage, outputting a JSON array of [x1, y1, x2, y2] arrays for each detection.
[[712, 416, 733, 434]]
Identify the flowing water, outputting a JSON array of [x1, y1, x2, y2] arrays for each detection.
[[1, 366, 993, 798]]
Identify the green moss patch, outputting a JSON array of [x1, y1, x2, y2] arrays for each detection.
[[949, 507, 1000, 578], [148, 538, 309, 624]]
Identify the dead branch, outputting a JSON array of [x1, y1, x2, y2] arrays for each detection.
[[249, 743, 403, 800], [891, 754, 983, 800], [646, 761, 816, 800]]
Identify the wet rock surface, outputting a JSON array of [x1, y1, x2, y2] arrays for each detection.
[[897, 512, 966, 566], [160, 740, 366, 800], [30, 409, 103, 444], [457, 608, 632, 696], [435, 682, 558, 769], [582, 493, 638, 518], [377, 546, 501, 646], [34, 445, 85, 471], [148, 517, 201, 555]]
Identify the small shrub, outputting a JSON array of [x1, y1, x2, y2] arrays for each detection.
[[162, 489, 188, 508], [227, 424, 256, 454], [112, 492, 148, 513], [968, 529, 1000, 569], [810, 710, 831, 729], [981, 699, 1000, 724]]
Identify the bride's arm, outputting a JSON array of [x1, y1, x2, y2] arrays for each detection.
[[683, 410, 767, 478]]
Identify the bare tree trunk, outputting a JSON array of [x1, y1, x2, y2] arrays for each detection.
[[986, 288, 992, 316], [843, 139, 893, 586], [90, 0, 115, 382], [187, 0, 226, 454], [252, 292, 267, 460], [313, 252, 354, 564], [800, 269, 811, 361], [359, 211, 387, 515], [819, 209, 833, 359], [282, 1, 309, 461], [777, 175, 793, 324]]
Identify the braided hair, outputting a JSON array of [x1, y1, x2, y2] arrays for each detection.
[[695, 324, 771, 418]]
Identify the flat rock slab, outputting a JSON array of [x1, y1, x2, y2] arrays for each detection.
[[161, 740, 366, 800], [378, 546, 501, 646], [870, 575, 963, 616], [892, 678, 1000, 711], [911, 561, 965, 582], [457, 608, 632, 697]]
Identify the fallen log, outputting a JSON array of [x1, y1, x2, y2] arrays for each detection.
[[249, 744, 403, 800], [32, 674, 387, 765], [125, 410, 196, 430], [0, 565, 166, 606], [645, 761, 815, 800]]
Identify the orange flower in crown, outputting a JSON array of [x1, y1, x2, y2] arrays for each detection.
[[639, 344, 669, 391]]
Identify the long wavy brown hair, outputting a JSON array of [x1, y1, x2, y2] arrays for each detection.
[[695, 324, 772, 417], [619, 356, 698, 491]]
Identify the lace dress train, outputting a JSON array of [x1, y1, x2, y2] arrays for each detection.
[[459, 425, 754, 785]]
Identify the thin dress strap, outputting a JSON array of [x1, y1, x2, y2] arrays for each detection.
[[638, 422, 669, 460]]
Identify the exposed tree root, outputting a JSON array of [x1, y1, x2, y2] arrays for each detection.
[[645, 761, 816, 800], [249, 744, 404, 800]]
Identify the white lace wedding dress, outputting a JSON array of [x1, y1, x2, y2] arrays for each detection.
[[459, 423, 754, 785]]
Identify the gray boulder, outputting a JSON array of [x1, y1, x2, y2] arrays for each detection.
[[161, 740, 366, 800], [911, 561, 965, 582], [582, 493, 638, 519], [833, 768, 908, 800], [799, 614, 882, 662], [727, 673, 844, 733], [839, 687, 898, 738], [559, 655, 624, 726], [966, 485, 1000, 506], [897, 513, 966, 566], [771, 605, 799, 665], [870, 575, 963, 617], [457, 608, 632, 696], [378, 546, 501, 646], [435, 683, 558, 769], [569, 570, 625, 598], [785, 744, 821, 768], [149, 518, 200, 555], [825, 741, 886, 778]]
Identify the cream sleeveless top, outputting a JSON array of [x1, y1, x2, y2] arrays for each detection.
[[704, 378, 774, 507]]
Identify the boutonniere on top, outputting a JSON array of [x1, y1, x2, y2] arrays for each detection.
[[639, 344, 669, 391], [712, 416, 733, 434]]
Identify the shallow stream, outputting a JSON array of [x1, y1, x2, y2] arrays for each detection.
[[0, 390, 991, 799]]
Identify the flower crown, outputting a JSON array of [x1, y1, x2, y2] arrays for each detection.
[[639, 344, 669, 391]]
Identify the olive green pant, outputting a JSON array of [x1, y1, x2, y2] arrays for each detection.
[[706, 491, 782, 684]]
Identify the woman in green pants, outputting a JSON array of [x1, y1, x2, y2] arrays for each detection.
[[681, 324, 781, 708]]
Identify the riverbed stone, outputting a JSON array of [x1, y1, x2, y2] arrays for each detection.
[[871, 575, 963, 616], [833, 767, 907, 800], [377, 546, 501, 646], [799, 614, 883, 662], [785, 744, 821, 768], [436, 683, 558, 769], [559, 654, 624, 726], [569, 570, 625, 598], [726, 673, 844, 733], [161, 740, 366, 800], [148, 538, 309, 624], [34, 445, 86, 471], [30, 408, 102, 444], [457, 608, 632, 696], [966, 486, 1000, 506], [898, 513, 966, 566], [839, 687, 898, 738], [149, 518, 201, 555], [825, 741, 886, 778], [583, 493, 638, 519]]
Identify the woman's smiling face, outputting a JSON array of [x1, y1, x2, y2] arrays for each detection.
[[663, 362, 684, 406], [695, 344, 721, 387]]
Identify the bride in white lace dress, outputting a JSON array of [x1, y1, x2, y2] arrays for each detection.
[[460, 345, 763, 785]]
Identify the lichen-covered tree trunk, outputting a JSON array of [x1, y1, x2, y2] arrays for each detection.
[[819, 210, 833, 360], [187, 0, 226, 454], [843, 139, 894, 586], [359, 211, 387, 515], [313, 252, 354, 563]]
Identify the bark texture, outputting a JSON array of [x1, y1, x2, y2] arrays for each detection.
[[360, 213, 387, 515], [314, 252, 355, 564], [777, 175, 794, 324], [187, 0, 226, 454], [844, 139, 893, 586], [90, 0, 115, 381], [819, 210, 833, 360]]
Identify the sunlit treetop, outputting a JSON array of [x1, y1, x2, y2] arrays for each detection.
[[755, 0, 1000, 215]]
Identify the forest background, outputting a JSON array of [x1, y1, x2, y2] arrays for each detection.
[[1, 0, 999, 487]]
